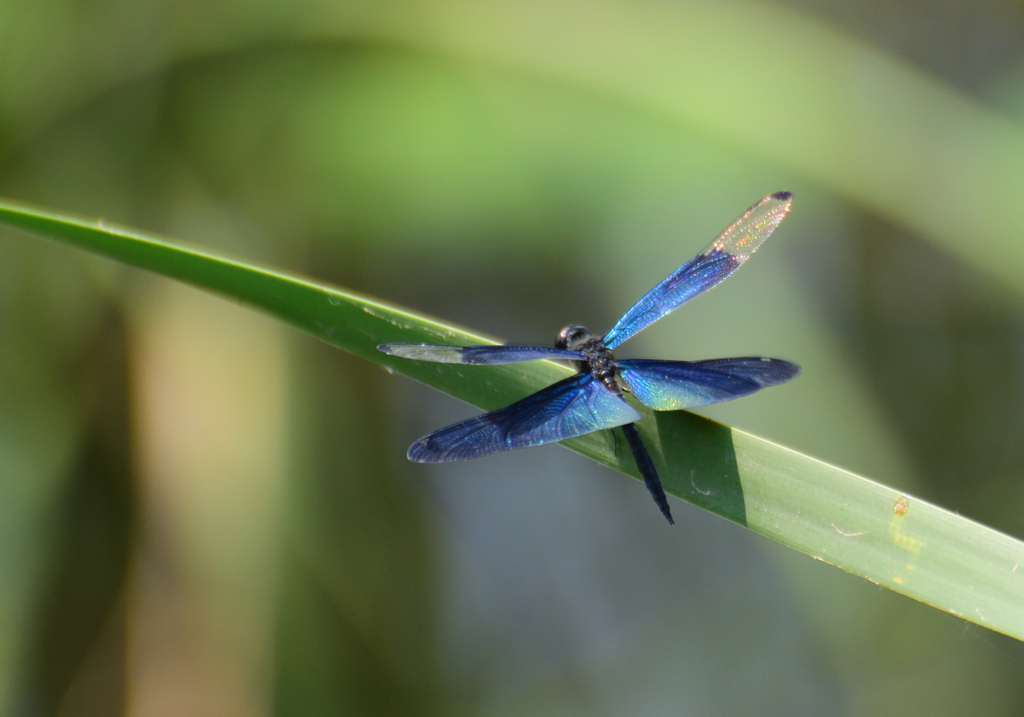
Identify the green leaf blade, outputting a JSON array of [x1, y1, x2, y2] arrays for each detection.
[[733, 431, 1024, 634], [2, 195, 1023, 640]]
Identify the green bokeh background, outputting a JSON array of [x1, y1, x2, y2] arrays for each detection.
[[3, 1, 1024, 715]]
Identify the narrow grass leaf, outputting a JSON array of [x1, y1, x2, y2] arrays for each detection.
[[2, 196, 1023, 640]]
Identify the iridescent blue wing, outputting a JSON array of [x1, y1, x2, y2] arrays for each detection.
[[407, 373, 641, 462], [617, 357, 800, 410], [379, 343, 585, 365], [603, 192, 793, 349]]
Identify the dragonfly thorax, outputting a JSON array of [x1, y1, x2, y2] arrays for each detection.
[[556, 324, 621, 394]]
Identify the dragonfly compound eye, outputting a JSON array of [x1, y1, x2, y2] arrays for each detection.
[[556, 325, 592, 350]]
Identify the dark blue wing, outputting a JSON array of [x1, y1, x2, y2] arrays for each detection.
[[617, 357, 800, 410], [407, 373, 641, 462], [603, 192, 792, 349], [379, 343, 585, 365]]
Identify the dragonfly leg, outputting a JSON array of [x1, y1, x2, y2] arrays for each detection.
[[621, 423, 674, 525]]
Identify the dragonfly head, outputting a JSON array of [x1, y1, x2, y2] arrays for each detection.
[[556, 325, 593, 350]]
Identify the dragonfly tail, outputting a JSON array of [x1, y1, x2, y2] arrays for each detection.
[[621, 423, 674, 525]]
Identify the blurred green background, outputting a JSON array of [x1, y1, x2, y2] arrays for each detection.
[[3, 0, 1024, 714]]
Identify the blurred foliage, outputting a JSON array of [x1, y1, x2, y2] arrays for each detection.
[[2, 0, 1024, 715]]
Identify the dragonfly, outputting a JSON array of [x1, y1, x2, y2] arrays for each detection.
[[379, 192, 800, 524]]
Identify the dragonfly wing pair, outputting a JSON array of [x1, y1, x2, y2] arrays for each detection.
[[618, 357, 801, 411], [602, 191, 792, 349], [384, 353, 800, 462]]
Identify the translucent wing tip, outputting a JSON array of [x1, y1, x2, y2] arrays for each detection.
[[751, 190, 792, 219], [377, 342, 464, 363], [708, 191, 793, 260], [379, 342, 440, 359]]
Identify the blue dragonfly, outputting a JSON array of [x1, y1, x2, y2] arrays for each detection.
[[379, 192, 799, 524]]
